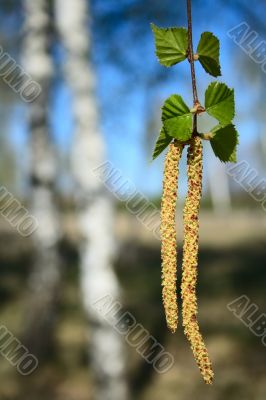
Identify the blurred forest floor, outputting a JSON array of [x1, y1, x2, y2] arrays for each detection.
[[0, 209, 265, 400]]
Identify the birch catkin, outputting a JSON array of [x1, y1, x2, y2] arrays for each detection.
[[161, 142, 183, 333], [151, 3, 238, 382], [181, 136, 214, 384]]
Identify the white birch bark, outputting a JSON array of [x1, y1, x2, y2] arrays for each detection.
[[22, 0, 62, 356], [206, 147, 232, 214], [55, 1, 129, 399]]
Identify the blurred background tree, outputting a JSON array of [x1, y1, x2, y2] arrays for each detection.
[[55, 0, 129, 398], [0, 1, 265, 399], [21, 0, 63, 359]]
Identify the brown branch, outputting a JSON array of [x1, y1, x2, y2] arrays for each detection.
[[187, 0, 199, 133]]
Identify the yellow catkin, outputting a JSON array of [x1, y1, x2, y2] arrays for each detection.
[[161, 142, 183, 333], [181, 136, 214, 384]]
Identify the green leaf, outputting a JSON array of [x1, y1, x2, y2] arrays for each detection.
[[197, 32, 221, 77], [162, 95, 193, 141], [205, 82, 235, 125], [151, 23, 188, 67], [210, 124, 239, 162], [152, 127, 172, 160]]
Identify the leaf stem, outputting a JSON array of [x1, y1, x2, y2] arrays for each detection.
[[198, 132, 214, 140], [187, 0, 199, 133]]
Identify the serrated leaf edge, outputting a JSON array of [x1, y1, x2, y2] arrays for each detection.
[[210, 123, 239, 163], [197, 31, 221, 77], [152, 128, 173, 160], [151, 23, 189, 67], [205, 82, 235, 125]]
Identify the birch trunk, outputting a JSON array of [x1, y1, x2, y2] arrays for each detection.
[[206, 148, 232, 214], [55, 1, 129, 399], [22, 0, 62, 357]]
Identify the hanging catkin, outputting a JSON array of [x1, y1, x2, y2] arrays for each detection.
[[181, 136, 214, 384], [151, 1, 238, 382], [161, 142, 183, 333]]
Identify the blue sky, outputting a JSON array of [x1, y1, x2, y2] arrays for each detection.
[[3, 1, 266, 198]]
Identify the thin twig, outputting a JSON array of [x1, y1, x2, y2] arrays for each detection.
[[187, 0, 198, 133]]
